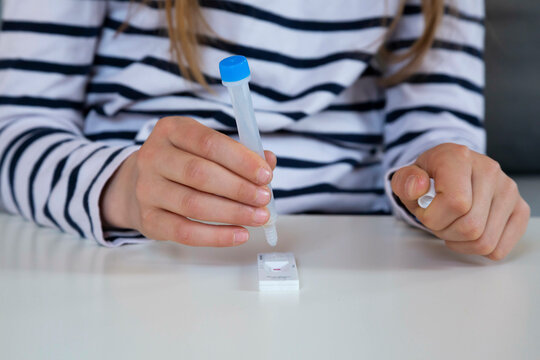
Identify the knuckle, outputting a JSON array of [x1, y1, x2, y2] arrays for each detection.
[[485, 159, 501, 176], [514, 199, 531, 226], [175, 225, 194, 245], [242, 152, 260, 172], [183, 158, 207, 183], [239, 206, 258, 225], [165, 117, 196, 144], [453, 144, 471, 160], [199, 132, 219, 158], [438, 143, 470, 160], [156, 116, 175, 133], [457, 216, 485, 240], [432, 143, 449, 153], [180, 192, 201, 217], [505, 177, 519, 196], [472, 238, 497, 256], [177, 116, 195, 126], [173, 115, 191, 124], [216, 232, 233, 247], [223, 203, 253, 226], [521, 200, 531, 218], [489, 249, 506, 261], [447, 193, 472, 216], [236, 181, 254, 203]]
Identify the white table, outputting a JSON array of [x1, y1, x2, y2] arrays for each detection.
[[1, 214, 539, 360]]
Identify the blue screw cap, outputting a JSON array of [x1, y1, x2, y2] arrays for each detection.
[[219, 55, 251, 82]]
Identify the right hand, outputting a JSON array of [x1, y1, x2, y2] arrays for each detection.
[[100, 116, 276, 247]]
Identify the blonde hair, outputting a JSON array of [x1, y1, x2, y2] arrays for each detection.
[[381, 0, 445, 86], [164, 0, 209, 87], [152, 0, 445, 88]]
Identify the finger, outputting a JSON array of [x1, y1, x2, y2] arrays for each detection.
[[140, 208, 249, 247], [487, 199, 530, 261], [434, 157, 498, 241], [167, 117, 273, 185], [152, 178, 271, 227], [444, 176, 519, 256], [390, 164, 431, 213], [415, 146, 473, 231], [157, 147, 272, 207], [265, 150, 277, 170]]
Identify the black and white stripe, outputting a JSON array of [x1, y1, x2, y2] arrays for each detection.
[[0, 0, 485, 245]]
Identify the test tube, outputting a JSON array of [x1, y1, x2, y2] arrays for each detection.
[[219, 55, 278, 246], [418, 178, 436, 209]]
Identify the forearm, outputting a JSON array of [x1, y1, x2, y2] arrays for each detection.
[[0, 118, 140, 245], [382, 0, 486, 222]]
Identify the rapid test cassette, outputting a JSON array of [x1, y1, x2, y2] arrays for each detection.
[[258, 253, 299, 291]]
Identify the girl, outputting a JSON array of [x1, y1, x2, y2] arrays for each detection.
[[0, 0, 530, 260]]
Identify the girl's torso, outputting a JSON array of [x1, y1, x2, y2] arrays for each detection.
[[85, 0, 403, 214]]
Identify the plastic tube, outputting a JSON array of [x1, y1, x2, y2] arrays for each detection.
[[418, 178, 436, 209], [219, 55, 278, 246]]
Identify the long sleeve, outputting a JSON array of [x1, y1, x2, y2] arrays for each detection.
[[0, 0, 142, 246], [382, 0, 486, 227]]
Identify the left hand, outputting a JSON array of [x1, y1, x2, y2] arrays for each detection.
[[391, 143, 530, 260]]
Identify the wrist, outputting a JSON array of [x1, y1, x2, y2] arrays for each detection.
[[100, 152, 138, 230]]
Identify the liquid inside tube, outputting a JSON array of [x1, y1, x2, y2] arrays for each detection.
[[263, 224, 278, 247]]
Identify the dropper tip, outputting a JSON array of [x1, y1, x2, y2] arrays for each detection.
[[263, 225, 278, 247]]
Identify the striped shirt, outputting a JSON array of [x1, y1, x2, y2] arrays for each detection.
[[0, 0, 485, 246]]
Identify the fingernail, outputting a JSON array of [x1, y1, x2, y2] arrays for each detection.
[[255, 187, 271, 205], [233, 230, 249, 245], [405, 175, 417, 198], [257, 168, 272, 184], [253, 208, 270, 225]]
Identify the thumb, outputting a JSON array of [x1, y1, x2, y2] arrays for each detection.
[[264, 150, 277, 171], [391, 164, 431, 203]]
